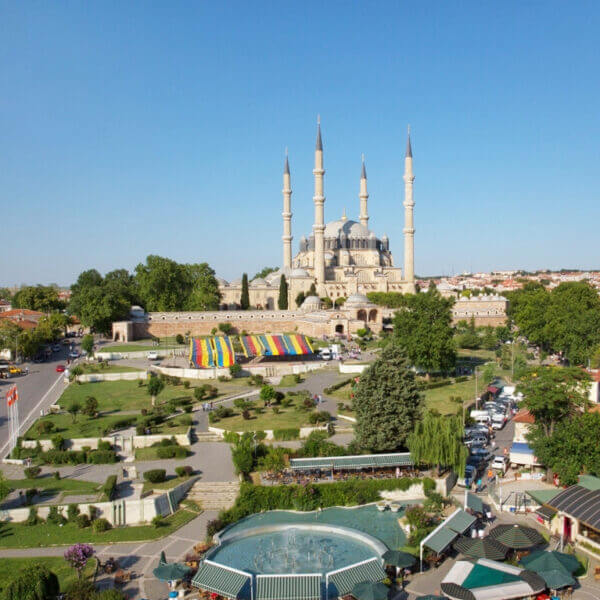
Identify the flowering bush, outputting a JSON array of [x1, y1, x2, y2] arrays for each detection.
[[64, 543, 95, 578]]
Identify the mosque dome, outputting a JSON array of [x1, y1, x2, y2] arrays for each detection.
[[301, 295, 322, 311], [250, 278, 268, 287], [216, 277, 229, 286], [290, 268, 310, 278], [344, 293, 371, 307], [324, 219, 372, 239]]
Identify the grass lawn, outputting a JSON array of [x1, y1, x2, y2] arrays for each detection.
[[277, 374, 303, 387], [215, 403, 313, 432], [7, 476, 100, 494], [141, 475, 193, 494], [0, 507, 199, 548], [424, 378, 476, 415], [134, 446, 190, 461], [78, 363, 143, 374], [0, 557, 97, 593], [25, 412, 138, 440], [329, 382, 353, 402]]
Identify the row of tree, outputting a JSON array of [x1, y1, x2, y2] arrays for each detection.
[[0, 313, 71, 359], [507, 281, 600, 365]]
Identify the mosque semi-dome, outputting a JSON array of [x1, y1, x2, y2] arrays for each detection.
[[345, 293, 372, 306]]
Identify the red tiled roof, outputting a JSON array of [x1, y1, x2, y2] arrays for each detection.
[[3, 317, 38, 330], [0, 309, 46, 319], [513, 409, 535, 424]]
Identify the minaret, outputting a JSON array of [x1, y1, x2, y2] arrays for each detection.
[[403, 126, 416, 292], [282, 149, 293, 269], [313, 117, 326, 294], [359, 154, 369, 227]]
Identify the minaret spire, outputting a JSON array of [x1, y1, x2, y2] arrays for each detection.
[[403, 126, 416, 292], [282, 149, 293, 269], [359, 153, 369, 227], [313, 117, 326, 294]]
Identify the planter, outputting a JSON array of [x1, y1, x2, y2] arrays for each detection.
[[377, 501, 388, 512], [389, 503, 401, 513]]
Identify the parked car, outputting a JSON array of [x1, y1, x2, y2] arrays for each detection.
[[470, 447, 494, 462], [56, 365, 66, 372], [492, 455, 509, 474], [69, 351, 79, 359], [464, 435, 488, 448], [457, 464, 477, 488], [147, 351, 159, 361], [51, 344, 61, 352]]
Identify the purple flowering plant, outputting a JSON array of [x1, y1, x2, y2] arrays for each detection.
[[64, 543, 95, 578]]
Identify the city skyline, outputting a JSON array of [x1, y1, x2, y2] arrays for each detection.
[[2, 1, 600, 286]]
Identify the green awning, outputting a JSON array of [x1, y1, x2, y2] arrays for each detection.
[[526, 488, 560, 505], [466, 492, 484, 514], [423, 527, 459, 554], [191, 561, 251, 599], [537, 569, 577, 590], [536, 505, 557, 520], [446, 509, 477, 534], [289, 453, 412, 470], [328, 558, 386, 597], [256, 574, 321, 600]]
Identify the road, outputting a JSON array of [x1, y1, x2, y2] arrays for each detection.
[[0, 340, 80, 458]]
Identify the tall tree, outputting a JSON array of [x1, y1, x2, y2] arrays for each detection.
[[185, 263, 222, 311], [308, 282, 317, 296], [408, 412, 468, 476], [528, 412, 600, 486], [252, 266, 278, 281], [393, 287, 456, 375], [278, 275, 288, 310], [12, 285, 63, 312], [0, 563, 59, 600], [135, 255, 189, 312], [353, 343, 424, 452], [517, 366, 591, 436], [240, 273, 250, 310], [506, 282, 550, 347]]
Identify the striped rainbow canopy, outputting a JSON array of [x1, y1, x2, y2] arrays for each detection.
[[189, 336, 235, 368], [239, 334, 314, 357]]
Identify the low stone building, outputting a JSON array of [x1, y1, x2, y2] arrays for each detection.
[[112, 294, 382, 342], [451, 294, 508, 326]]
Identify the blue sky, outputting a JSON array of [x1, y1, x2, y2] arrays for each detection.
[[2, 1, 600, 286]]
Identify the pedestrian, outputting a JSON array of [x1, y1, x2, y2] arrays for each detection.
[[210, 401, 213, 410], [476, 478, 482, 493]]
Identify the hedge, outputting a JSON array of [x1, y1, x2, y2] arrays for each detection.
[[218, 478, 434, 528], [144, 469, 166, 483], [102, 475, 118, 501], [39, 449, 117, 465], [323, 378, 354, 394], [272, 428, 300, 441], [156, 446, 188, 459]]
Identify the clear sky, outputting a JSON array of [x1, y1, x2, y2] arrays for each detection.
[[2, 1, 600, 287]]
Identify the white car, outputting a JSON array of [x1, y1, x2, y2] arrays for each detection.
[[147, 351, 159, 361], [69, 351, 79, 359], [492, 455, 509, 474]]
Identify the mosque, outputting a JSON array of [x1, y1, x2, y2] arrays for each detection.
[[218, 121, 416, 310]]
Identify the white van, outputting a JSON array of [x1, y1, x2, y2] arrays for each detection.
[[470, 410, 491, 424]]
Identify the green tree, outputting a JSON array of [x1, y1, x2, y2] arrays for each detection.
[[135, 255, 189, 312], [295, 291, 306, 307], [231, 439, 255, 475], [252, 267, 278, 280], [83, 396, 99, 417], [543, 281, 600, 365], [0, 287, 13, 301], [185, 263, 222, 311], [506, 282, 550, 347], [393, 288, 456, 375], [353, 343, 424, 451], [81, 334, 94, 356], [408, 412, 468, 476], [592, 345, 600, 369], [528, 412, 600, 486], [12, 285, 63, 312], [518, 366, 591, 436], [366, 292, 406, 308], [240, 273, 250, 310], [0, 320, 25, 357], [68, 401, 81, 423], [278, 275, 288, 310], [308, 283, 317, 297], [481, 326, 498, 350], [147, 376, 165, 407], [259, 385, 276, 404], [0, 563, 59, 600]]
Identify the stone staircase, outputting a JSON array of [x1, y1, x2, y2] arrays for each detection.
[[188, 480, 240, 510], [194, 431, 223, 443]]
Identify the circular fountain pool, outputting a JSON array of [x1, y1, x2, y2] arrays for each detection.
[[208, 525, 384, 576]]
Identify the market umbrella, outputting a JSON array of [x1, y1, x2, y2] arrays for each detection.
[[153, 562, 192, 582], [351, 581, 389, 600], [418, 596, 448, 600], [537, 569, 577, 590], [520, 550, 580, 574], [453, 537, 508, 560], [488, 524, 545, 549], [381, 550, 417, 569]]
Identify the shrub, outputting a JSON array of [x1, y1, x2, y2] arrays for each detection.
[[53, 470, 60, 479], [24, 466, 41, 479], [175, 333, 184, 345], [25, 507, 40, 525], [183, 380, 190, 389], [1, 564, 59, 600], [76, 513, 90, 528], [47, 505, 66, 525], [223, 431, 240, 444], [272, 406, 280, 414], [281, 396, 292, 408], [87, 450, 118, 464], [242, 409, 251, 420], [97, 440, 112, 451], [96, 590, 129, 600], [273, 428, 300, 441], [51, 434, 64, 450], [144, 469, 166, 483], [208, 412, 219, 424], [92, 517, 111, 533], [175, 465, 193, 477], [254, 430, 267, 441], [229, 363, 242, 377], [36, 420, 55, 435], [65, 579, 97, 600], [110, 417, 136, 431], [102, 475, 118, 500], [67, 503, 80, 522], [82, 396, 99, 417], [152, 515, 166, 528], [249, 374, 264, 386], [215, 406, 233, 419], [206, 518, 224, 537], [156, 446, 188, 459], [25, 488, 38, 505], [88, 505, 98, 521]]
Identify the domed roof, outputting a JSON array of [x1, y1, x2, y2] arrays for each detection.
[[345, 293, 371, 306], [301, 295, 322, 311], [290, 268, 310, 278], [250, 277, 268, 287], [216, 277, 229, 286], [324, 219, 372, 239], [230, 278, 242, 286]]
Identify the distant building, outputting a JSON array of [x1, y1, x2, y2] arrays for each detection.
[[0, 299, 12, 313], [0, 308, 46, 330], [451, 294, 508, 326]]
